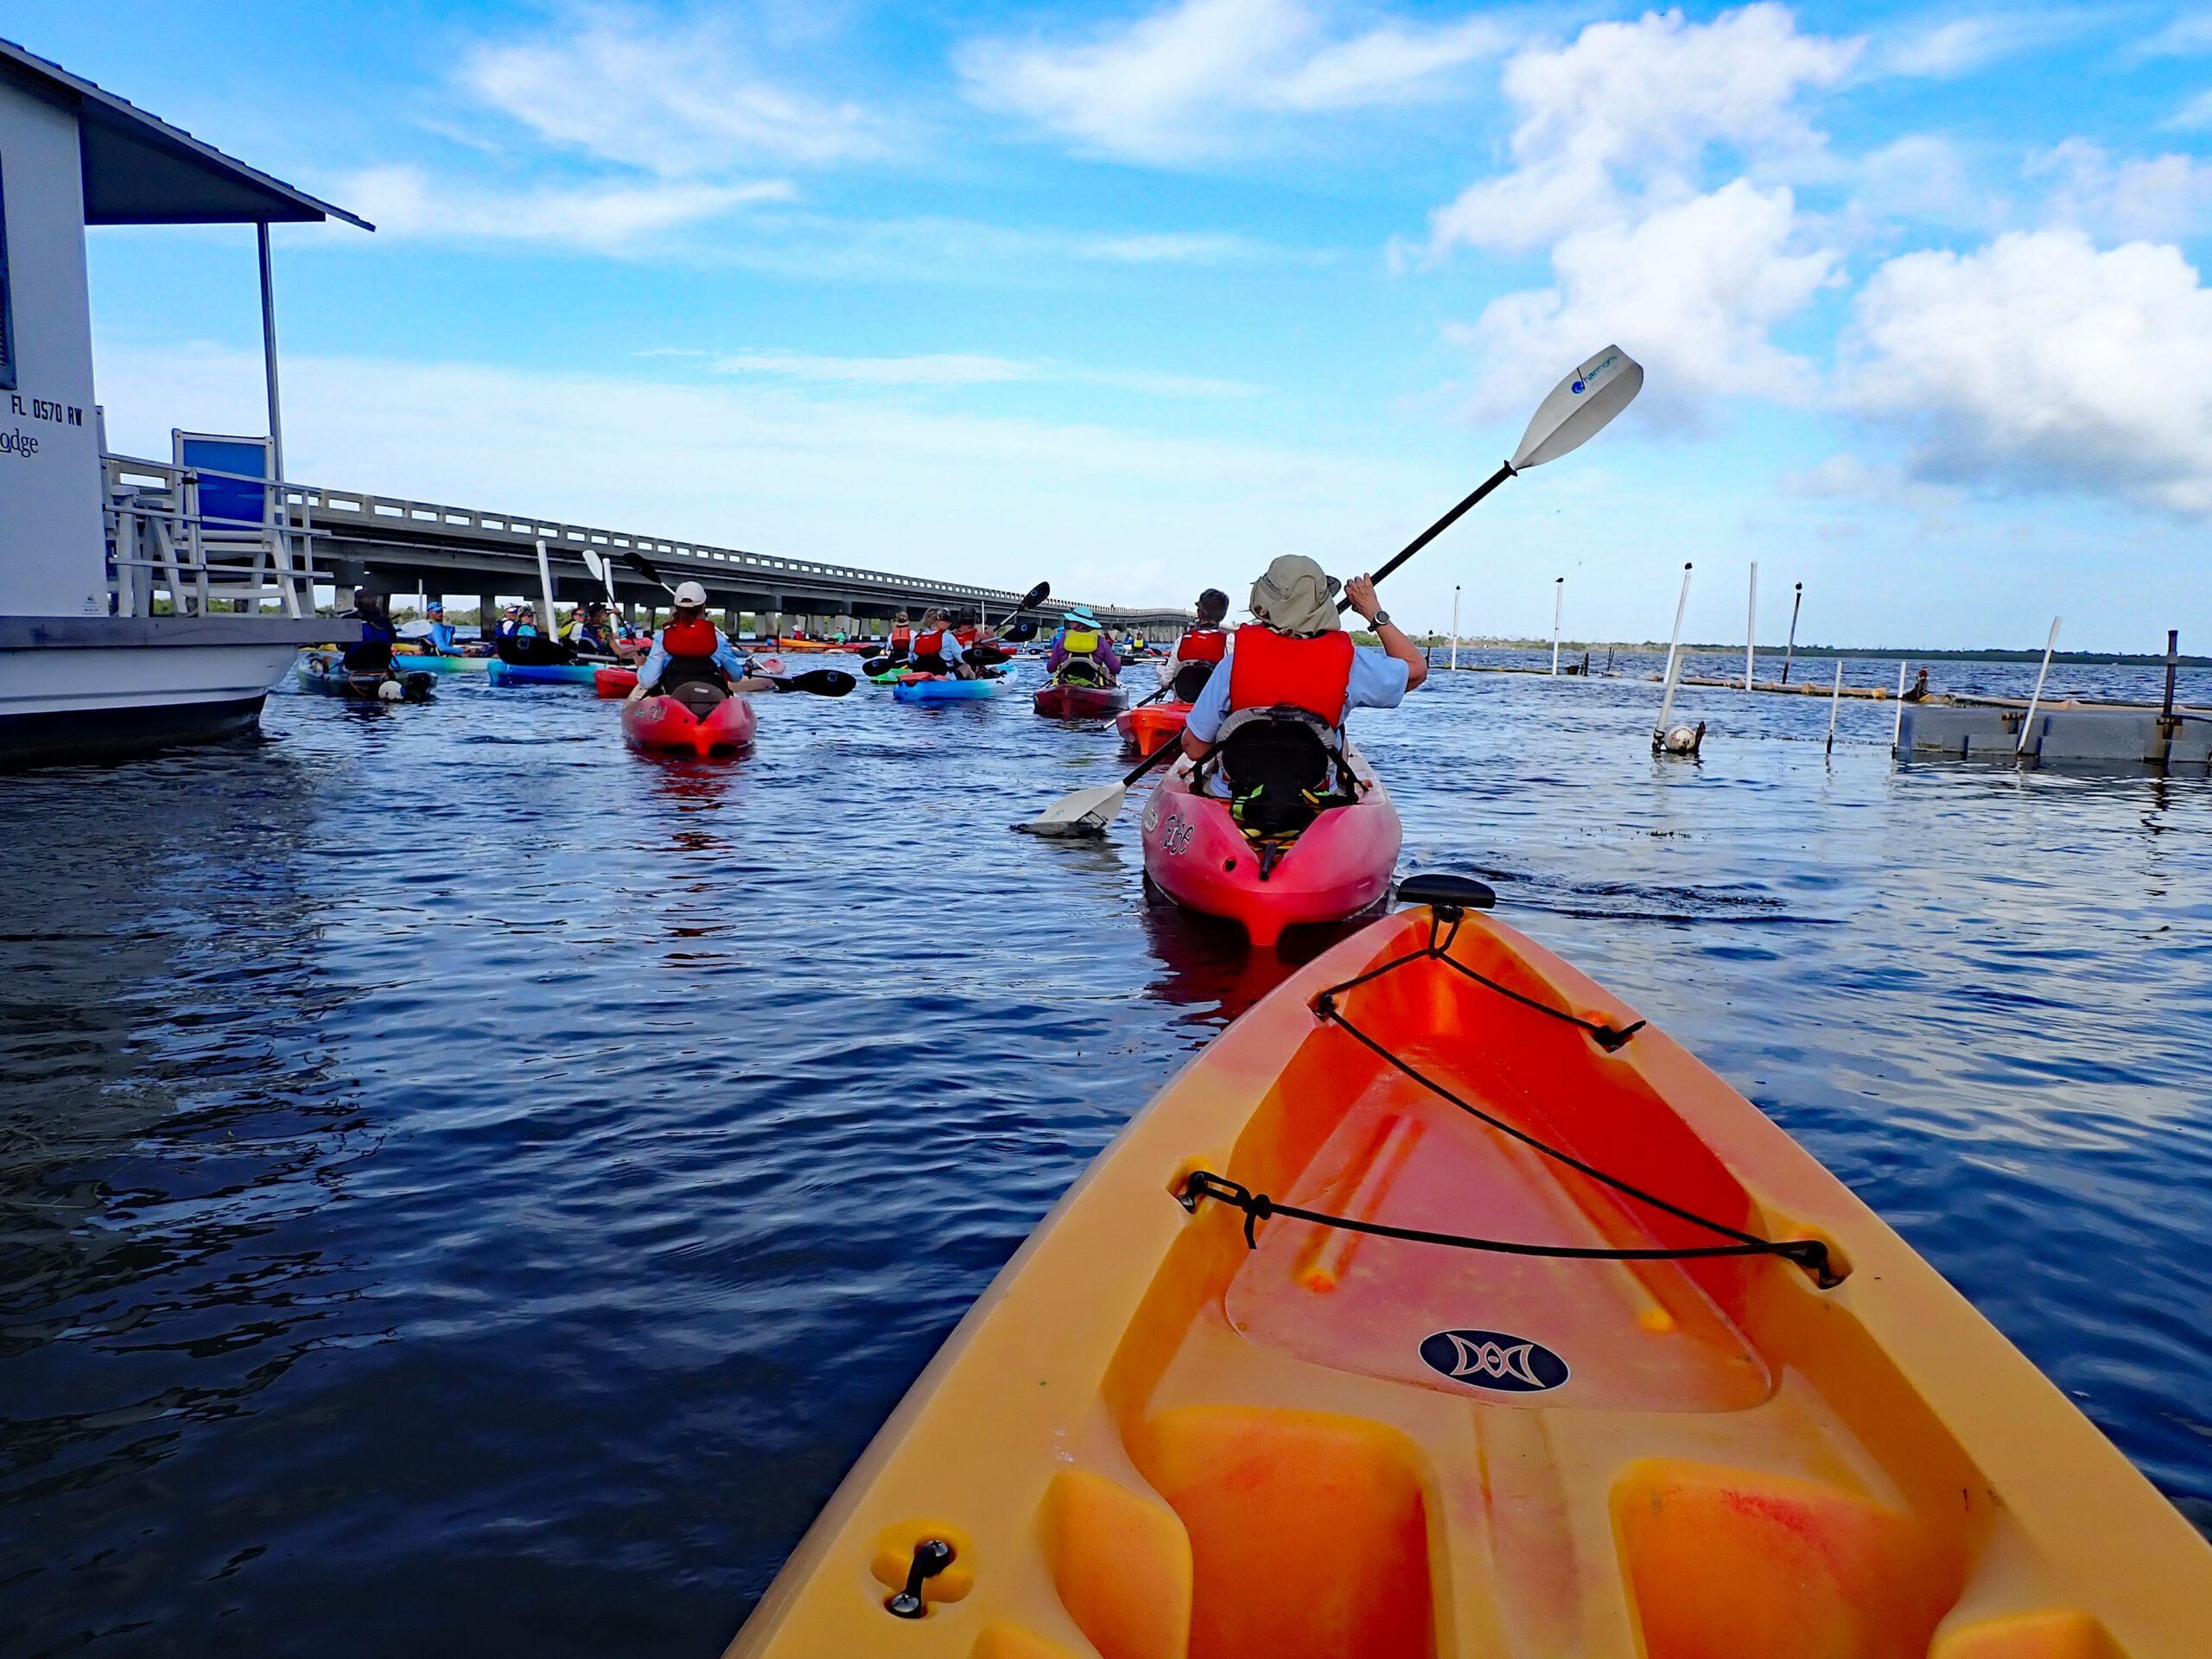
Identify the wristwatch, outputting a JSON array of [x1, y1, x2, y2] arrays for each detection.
[[1369, 609, 1393, 630]]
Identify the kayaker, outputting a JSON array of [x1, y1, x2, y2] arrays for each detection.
[[562, 600, 618, 657], [632, 582, 772, 703], [1179, 557, 1425, 815], [1046, 606, 1122, 685], [1902, 667, 1932, 702], [418, 599, 461, 656], [887, 611, 913, 661], [340, 588, 399, 673], [1159, 588, 1231, 701], [908, 608, 976, 678]]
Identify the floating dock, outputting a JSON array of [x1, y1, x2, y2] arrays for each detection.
[[1901, 700, 2212, 766]]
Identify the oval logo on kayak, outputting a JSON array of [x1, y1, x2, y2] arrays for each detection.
[[1420, 1329, 1568, 1392]]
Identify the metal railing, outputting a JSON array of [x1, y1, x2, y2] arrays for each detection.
[[104, 454, 330, 619]]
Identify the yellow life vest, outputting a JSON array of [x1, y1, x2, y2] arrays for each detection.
[[1063, 628, 1101, 655]]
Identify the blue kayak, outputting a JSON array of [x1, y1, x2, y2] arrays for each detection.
[[893, 677, 1001, 703], [486, 658, 599, 686]]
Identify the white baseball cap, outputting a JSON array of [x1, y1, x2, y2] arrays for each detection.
[[673, 581, 708, 607]]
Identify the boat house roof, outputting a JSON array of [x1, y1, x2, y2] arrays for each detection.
[[0, 36, 371, 230]]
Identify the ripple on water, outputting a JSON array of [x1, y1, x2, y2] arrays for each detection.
[[2, 651, 2209, 1653]]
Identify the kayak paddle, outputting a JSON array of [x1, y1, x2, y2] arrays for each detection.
[[762, 669, 855, 696], [1015, 345, 1643, 838]]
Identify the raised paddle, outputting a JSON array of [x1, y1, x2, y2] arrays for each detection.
[[866, 582, 1051, 676], [1015, 345, 1643, 837]]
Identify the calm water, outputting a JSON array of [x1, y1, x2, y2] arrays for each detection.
[[3, 650, 2209, 1656]]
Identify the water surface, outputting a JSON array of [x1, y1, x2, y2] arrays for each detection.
[[3, 651, 2208, 1656]]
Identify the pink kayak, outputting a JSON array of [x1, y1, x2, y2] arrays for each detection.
[[620, 693, 758, 757], [1141, 742, 1400, 948]]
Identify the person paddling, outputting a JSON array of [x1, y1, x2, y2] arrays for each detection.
[[1160, 588, 1231, 702], [1046, 605, 1122, 685], [341, 588, 399, 674], [416, 599, 460, 656], [907, 607, 976, 678], [1178, 556, 1426, 824], [632, 582, 772, 707], [887, 610, 913, 664]]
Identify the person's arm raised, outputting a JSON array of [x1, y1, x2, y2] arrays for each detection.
[[1345, 573, 1427, 690]]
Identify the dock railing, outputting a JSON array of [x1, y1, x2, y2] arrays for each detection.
[[104, 453, 331, 620]]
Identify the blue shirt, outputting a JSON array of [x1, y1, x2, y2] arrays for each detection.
[[425, 620, 455, 652], [639, 630, 752, 689], [1183, 636, 1411, 744]]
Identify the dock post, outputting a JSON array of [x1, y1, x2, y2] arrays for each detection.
[[1782, 582, 1802, 683], [2018, 617, 2061, 757], [1891, 661, 1908, 753], [1827, 658, 1843, 755], [1450, 585, 1460, 671], [2164, 629, 2180, 718], [1550, 576, 1563, 676], [1653, 562, 1692, 751], [1745, 561, 1758, 690]]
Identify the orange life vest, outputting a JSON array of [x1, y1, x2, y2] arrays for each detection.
[[954, 625, 981, 645], [914, 628, 948, 657], [1175, 626, 1229, 664], [663, 617, 721, 657], [1225, 625, 1353, 726], [891, 625, 912, 649]]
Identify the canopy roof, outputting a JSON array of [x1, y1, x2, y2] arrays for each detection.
[[0, 36, 371, 230]]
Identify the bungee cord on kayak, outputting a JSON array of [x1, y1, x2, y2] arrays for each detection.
[[1170, 882, 1840, 1287]]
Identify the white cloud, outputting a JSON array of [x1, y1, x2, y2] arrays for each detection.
[[1426, 3, 1860, 257], [956, 0, 1511, 163], [92, 342, 1422, 606], [1878, 11, 2092, 79], [1847, 133, 1993, 228], [339, 166, 793, 250], [2127, 12, 2212, 60], [461, 9, 887, 175], [1841, 228, 2212, 516], [709, 349, 1258, 398], [1076, 231, 1273, 263], [2164, 86, 2212, 130], [2031, 139, 2212, 242], [1449, 179, 1839, 419], [1780, 452, 1964, 518]]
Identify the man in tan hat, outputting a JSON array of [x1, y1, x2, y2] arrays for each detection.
[[1177, 557, 1425, 817]]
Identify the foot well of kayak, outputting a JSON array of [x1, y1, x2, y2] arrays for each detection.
[[728, 899, 2205, 1659]]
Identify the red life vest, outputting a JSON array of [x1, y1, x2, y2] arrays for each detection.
[[954, 625, 980, 645], [1175, 626, 1229, 664], [891, 625, 912, 648], [1226, 625, 1353, 726], [914, 628, 947, 657], [663, 617, 721, 657]]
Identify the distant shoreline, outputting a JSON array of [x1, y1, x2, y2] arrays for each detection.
[[1419, 639, 2212, 667]]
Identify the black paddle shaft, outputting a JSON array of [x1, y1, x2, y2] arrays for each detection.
[[1337, 461, 1515, 613]]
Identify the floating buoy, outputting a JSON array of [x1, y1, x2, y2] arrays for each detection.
[[1661, 721, 1705, 756], [378, 679, 405, 702]]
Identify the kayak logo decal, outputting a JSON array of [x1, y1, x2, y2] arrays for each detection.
[[1161, 811, 1195, 855], [1420, 1329, 1568, 1393]]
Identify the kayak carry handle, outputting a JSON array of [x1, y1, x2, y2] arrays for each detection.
[[1396, 874, 1497, 915], [887, 1538, 955, 1618]]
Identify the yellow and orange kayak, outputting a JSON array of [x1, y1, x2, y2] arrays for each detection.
[[727, 882, 2212, 1659]]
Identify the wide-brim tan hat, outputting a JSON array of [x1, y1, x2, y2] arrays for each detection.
[[1249, 555, 1341, 634]]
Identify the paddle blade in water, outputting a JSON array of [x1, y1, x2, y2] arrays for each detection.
[[1510, 346, 1644, 470], [1016, 783, 1125, 836], [779, 669, 855, 696]]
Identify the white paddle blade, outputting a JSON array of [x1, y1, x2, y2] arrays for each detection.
[[1017, 782, 1127, 836], [1510, 346, 1644, 470], [582, 549, 607, 582]]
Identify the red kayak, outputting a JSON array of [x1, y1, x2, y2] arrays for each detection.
[[1033, 679, 1127, 720], [594, 666, 638, 698], [1116, 699, 1191, 753], [1141, 742, 1400, 948], [620, 693, 758, 757]]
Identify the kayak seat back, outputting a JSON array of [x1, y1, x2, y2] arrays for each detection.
[[1171, 660, 1216, 702], [1211, 710, 1351, 838]]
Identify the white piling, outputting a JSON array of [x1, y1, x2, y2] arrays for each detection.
[[534, 539, 559, 638], [1745, 560, 1758, 690], [1450, 585, 1460, 671], [2018, 616, 2062, 757], [1550, 577, 1563, 677], [1654, 562, 1693, 750], [1891, 660, 1908, 753], [1826, 657, 1844, 755]]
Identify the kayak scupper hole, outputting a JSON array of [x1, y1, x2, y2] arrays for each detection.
[[1224, 858, 1237, 873]]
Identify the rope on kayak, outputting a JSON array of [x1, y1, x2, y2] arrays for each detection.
[[1236, 906, 1840, 1287], [1177, 1170, 1835, 1281]]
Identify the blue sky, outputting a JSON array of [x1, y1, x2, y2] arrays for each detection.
[[13, 0, 2212, 648]]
